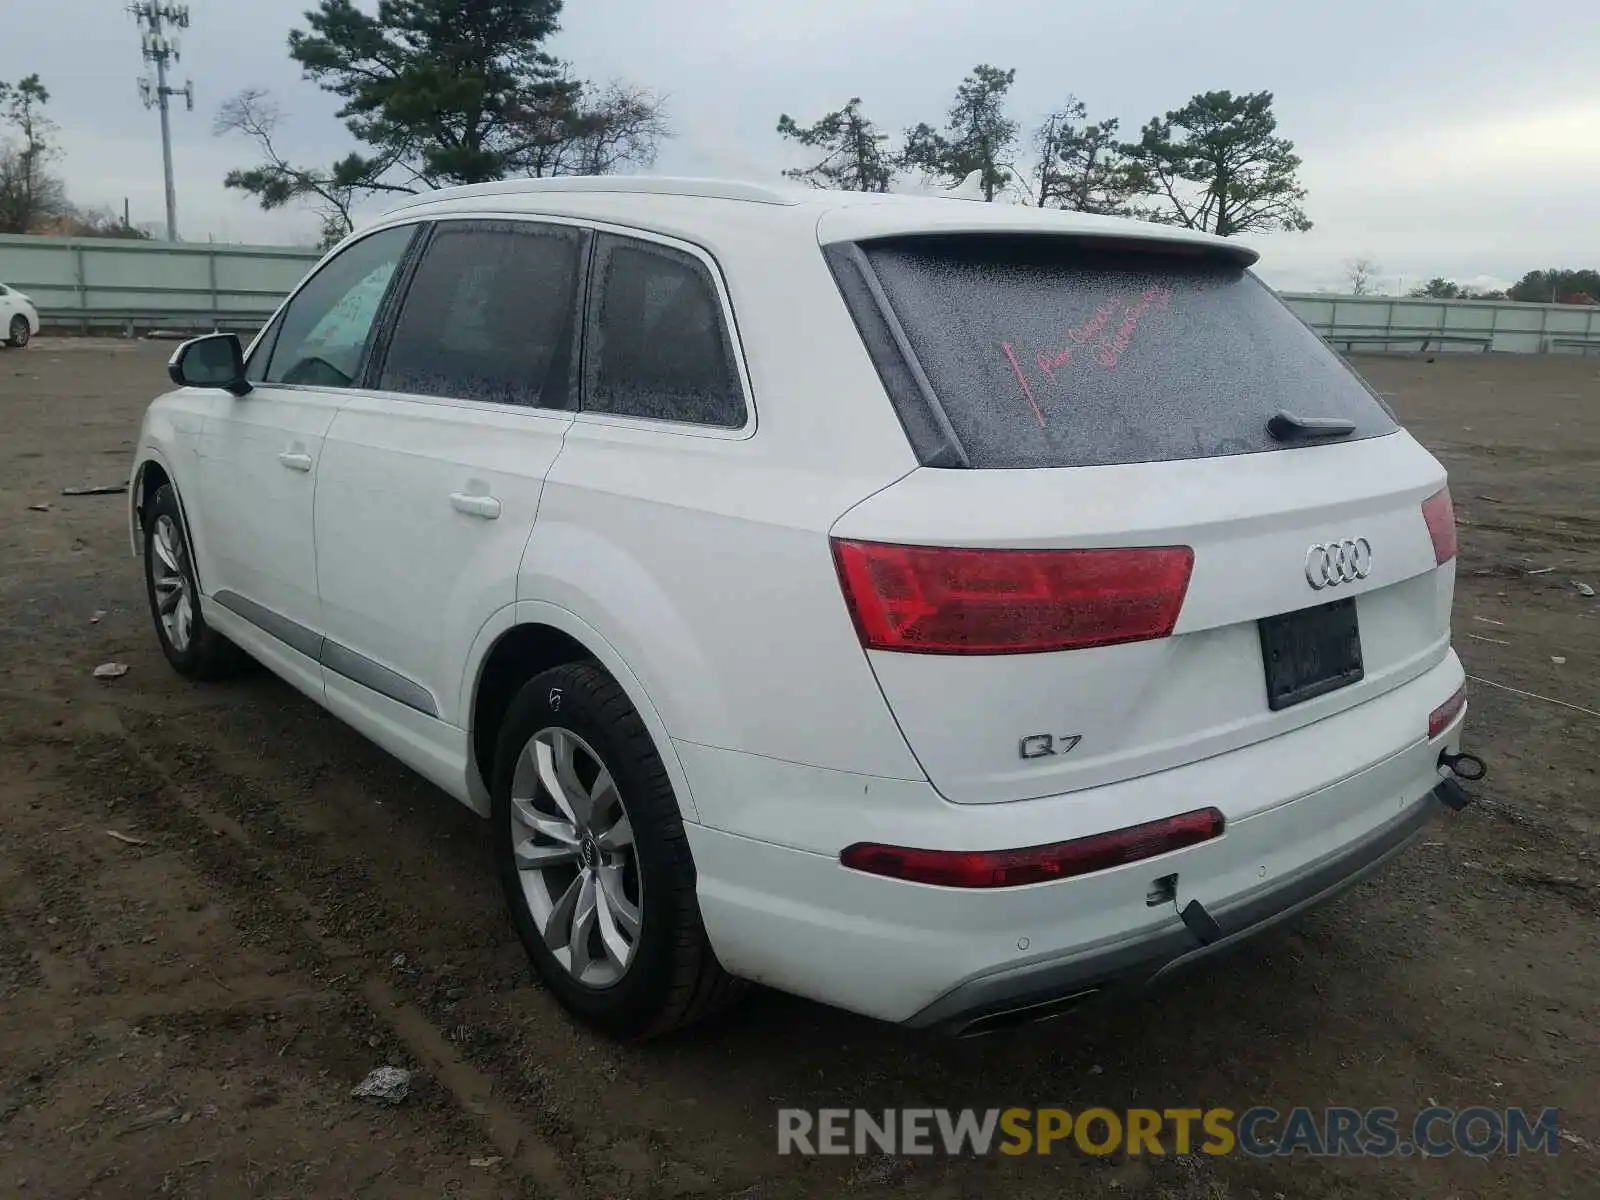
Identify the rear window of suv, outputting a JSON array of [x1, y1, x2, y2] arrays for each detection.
[[838, 235, 1396, 469]]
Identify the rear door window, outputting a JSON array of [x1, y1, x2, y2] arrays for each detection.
[[378, 219, 585, 407], [581, 234, 746, 428], [850, 235, 1396, 468]]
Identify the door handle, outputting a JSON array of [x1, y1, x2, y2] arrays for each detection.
[[278, 451, 313, 472], [449, 492, 502, 520]]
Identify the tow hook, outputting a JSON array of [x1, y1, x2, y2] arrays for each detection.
[[1433, 749, 1487, 811]]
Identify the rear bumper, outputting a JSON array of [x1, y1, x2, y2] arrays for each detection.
[[682, 652, 1469, 1026], [907, 782, 1448, 1034]]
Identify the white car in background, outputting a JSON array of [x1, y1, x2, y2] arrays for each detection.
[[129, 177, 1482, 1040], [0, 282, 40, 347]]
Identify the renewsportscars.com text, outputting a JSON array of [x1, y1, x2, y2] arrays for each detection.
[[777, 1106, 1563, 1158]]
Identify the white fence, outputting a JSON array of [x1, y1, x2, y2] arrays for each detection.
[[3, 233, 1598, 352]]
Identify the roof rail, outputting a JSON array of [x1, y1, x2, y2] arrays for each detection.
[[382, 175, 802, 215]]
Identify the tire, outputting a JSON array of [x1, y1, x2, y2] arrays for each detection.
[[5, 315, 27, 348], [142, 483, 246, 679], [492, 662, 745, 1038]]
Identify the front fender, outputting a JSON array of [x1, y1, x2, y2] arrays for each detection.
[[131, 444, 210, 598], [129, 392, 210, 568], [128, 446, 175, 556]]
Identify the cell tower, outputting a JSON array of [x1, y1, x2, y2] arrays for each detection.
[[130, 3, 194, 242]]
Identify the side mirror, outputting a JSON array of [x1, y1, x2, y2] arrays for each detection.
[[168, 333, 251, 396]]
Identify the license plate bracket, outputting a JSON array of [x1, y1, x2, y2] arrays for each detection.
[[1258, 598, 1364, 711]]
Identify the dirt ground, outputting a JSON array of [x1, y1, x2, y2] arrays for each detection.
[[0, 340, 1596, 1200]]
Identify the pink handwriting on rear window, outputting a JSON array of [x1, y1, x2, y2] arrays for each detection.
[[1094, 286, 1172, 368], [1070, 298, 1123, 345], [1001, 342, 1047, 429], [1032, 296, 1132, 379], [996, 286, 1176, 432], [1035, 345, 1072, 381]]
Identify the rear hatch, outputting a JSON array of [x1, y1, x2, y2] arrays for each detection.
[[825, 231, 1456, 808]]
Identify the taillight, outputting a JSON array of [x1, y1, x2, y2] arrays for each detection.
[[840, 808, 1226, 888], [1429, 684, 1466, 739], [830, 539, 1194, 655], [1422, 488, 1457, 565]]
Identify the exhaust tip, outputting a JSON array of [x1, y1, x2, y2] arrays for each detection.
[[952, 988, 1099, 1038]]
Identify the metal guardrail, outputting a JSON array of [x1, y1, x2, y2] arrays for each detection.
[[34, 308, 269, 336], [0, 232, 316, 336], [1321, 331, 1492, 353], [1290, 294, 1600, 355], [7, 232, 1600, 352], [1546, 336, 1600, 356]]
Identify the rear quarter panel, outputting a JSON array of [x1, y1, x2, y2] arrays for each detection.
[[518, 209, 932, 805]]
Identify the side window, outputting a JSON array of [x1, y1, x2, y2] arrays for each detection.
[[263, 224, 416, 388], [583, 235, 746, 428], [378, 220, 583, 406]]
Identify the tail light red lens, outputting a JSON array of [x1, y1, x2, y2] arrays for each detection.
[[830, 539, 1194, 655], [1422, 488, 1457, 565], [840, 808, 1226, 888], [1429, 683, 1467, 739]]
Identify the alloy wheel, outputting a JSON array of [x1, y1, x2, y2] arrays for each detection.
[[9, 317, 27, 348], [510, 726, 643, 987], [149, 514, 193, 653]]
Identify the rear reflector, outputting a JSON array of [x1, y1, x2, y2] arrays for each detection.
[[831, 539, 1194, 655], [840, 808, 1226, 888], [1429, 684, 1467, 739], [1422, 488, 1457, 565]]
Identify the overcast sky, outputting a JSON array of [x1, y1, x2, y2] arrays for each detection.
[[4, 0, 1596, 292]]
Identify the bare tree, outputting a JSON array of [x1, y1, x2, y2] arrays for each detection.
[[0, 74, 70, 233], [508, 80, 671, 178], [50, 206, 152, 239], [219, 78, 668, 247], [567, 83, 671, 175], [215, 89, 364, 246], [1344, 257, 1380, 296], [0, 146, 68, 233], [216, 1, 672, 233]]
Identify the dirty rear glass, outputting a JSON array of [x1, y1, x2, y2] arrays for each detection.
[[855, 235, 1396, 469]]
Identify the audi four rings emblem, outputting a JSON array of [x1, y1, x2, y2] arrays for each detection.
[[1305, 538, 1373, 589]]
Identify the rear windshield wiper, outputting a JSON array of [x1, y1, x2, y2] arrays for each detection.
[[1267, 410, 1357, 441]]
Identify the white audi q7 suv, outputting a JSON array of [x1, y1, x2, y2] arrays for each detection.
[[131, 177, 1480, 1039]]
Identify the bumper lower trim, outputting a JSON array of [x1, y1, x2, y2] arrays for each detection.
[[908, 787, 1454, 1036]]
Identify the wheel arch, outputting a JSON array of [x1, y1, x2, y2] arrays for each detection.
[[463, 602, 700, 823], [130, 456, 169, 551], [130, 448, 182, 554], [131, 450, 209, 595]]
